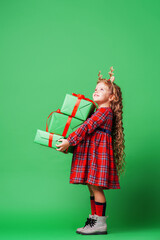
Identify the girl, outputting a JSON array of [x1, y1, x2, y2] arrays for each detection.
[[56, 66, 126, 235]]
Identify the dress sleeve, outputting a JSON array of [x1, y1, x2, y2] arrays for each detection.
[[66, 107, 110, 146]]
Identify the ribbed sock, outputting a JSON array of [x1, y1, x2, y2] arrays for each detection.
[[90, 196, 96, 215], [95, 201, 106, 216]]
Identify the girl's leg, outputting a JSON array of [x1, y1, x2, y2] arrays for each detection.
[[89, 184, 106, 216], [89, 184, 106, 202], [87, 184, 96, 215], [87, 183, 94, 196]]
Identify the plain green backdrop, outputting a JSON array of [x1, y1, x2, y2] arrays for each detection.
[[0, 0, 160, 238]]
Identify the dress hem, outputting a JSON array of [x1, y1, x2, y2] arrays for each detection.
[[69, 180, 120, 190]]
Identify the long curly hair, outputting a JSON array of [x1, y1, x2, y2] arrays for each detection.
[[96, 67, 126, 179]]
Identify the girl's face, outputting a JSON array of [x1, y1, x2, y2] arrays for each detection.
[[93, 82, 111, 106]]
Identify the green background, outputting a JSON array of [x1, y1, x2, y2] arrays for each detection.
[[0, 0, 160, 239]]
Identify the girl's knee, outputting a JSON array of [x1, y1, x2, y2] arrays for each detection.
[[89, 184, 103, 191]]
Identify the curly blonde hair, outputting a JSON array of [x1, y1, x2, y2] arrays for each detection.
[[97, 67, 126, 179]]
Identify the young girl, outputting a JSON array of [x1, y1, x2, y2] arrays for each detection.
[[56, 66, 126, 235]]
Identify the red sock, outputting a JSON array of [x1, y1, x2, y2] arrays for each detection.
[[90, 196, 96, 215], [95, 201, 106, 216]]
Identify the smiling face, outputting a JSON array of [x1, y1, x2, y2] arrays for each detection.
[[93, 82, 112, 108]]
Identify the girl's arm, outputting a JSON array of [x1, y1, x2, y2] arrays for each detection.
[[66, 107, 112, 146]]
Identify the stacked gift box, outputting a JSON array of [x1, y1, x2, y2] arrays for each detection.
[[34, 93, 97, 154]]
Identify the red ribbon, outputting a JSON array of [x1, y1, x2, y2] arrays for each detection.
[[48, 133, 53, 147], [46, 108, 72, 138], [71, 93, 97, 118], [69, 93, 97, 118]]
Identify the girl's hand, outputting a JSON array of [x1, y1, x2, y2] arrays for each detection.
[[55, 139, 70, 152]]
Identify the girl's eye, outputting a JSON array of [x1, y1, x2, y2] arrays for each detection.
[[94, 88, 104, 91]]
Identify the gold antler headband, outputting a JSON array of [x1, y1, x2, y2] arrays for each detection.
[[108, 66, 115, 83], [98, 70, 103, 80], [98, 66, 115, 83]]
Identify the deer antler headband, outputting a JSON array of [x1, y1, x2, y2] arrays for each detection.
[[98, 66, 115, 84]]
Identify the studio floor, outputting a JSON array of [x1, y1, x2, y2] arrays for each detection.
[[0, 226, 160, 240]]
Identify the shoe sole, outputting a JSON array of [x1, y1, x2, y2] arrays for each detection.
[[76, 230, 108, 235]]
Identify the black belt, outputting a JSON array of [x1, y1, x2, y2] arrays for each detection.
[[97, 127, 111, 135]]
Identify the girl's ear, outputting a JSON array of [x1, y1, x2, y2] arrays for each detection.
[[109, 94, 115, 101]]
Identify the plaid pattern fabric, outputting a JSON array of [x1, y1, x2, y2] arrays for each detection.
[[67, 107, 120, 190]]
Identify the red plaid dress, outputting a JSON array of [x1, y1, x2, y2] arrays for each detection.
[[67, 107, 120, 190]]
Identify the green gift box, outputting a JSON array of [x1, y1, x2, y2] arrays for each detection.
[[46, 109, 84, 138], [34, 129, 74, 154], [60, 93, 97, 121]]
